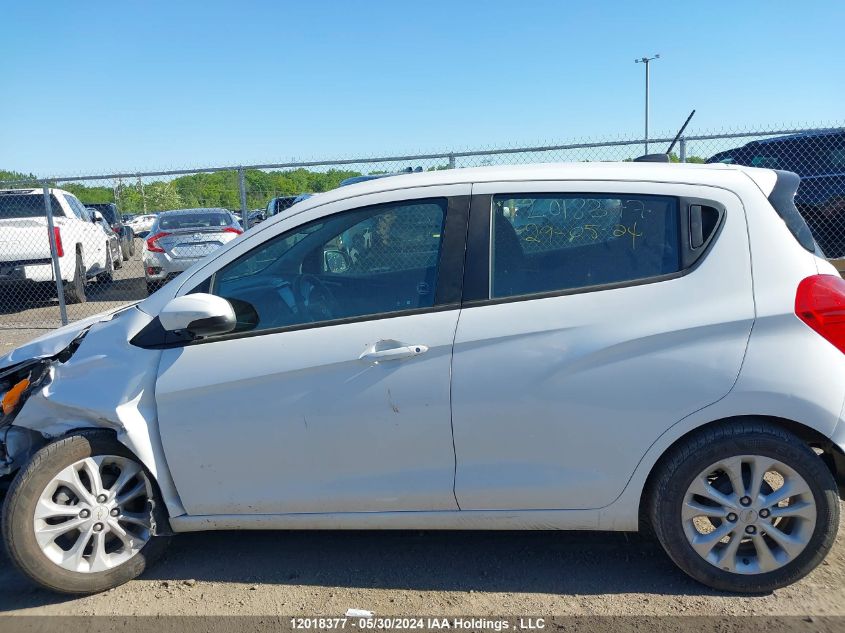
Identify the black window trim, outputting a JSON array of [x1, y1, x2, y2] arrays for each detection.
[[132, 195, 471, 349], [461, 191, 726, 308]]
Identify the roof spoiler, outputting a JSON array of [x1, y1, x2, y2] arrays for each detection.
[[633, 109, 696, 163]]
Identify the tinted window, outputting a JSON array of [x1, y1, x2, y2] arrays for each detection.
[[212, 199, 447, 333], [159, 212, 231, 230], [0, 193, 63, 219], [66, 195, 90, 220], [768, 171, 819, 254], [491, 194, 680, 298]]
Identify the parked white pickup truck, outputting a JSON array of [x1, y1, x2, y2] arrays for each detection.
[[0, 188, 113, 303]]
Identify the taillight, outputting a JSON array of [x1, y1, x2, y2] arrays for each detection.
[[146, 231, 170, 253], [223, 227, 243, 235], [51, 226, 64, 257], [795, 274, 845, 354]]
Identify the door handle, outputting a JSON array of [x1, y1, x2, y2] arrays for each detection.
[[359, 342, 429, 363]]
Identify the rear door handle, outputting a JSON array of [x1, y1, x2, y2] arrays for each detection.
[[359, 342, 429, 363]]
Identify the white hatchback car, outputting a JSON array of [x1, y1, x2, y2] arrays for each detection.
[[1, 163, 844, 595]]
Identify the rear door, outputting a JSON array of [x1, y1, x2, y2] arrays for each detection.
[[451, 180, 755, 510]]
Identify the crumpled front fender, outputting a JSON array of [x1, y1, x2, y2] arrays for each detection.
[[2, 305, 186, 519]]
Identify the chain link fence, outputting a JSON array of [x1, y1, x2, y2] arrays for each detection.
[[1, 125, 843, 329]]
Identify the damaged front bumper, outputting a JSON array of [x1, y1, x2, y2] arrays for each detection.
[[0, 304, 187, 521], [0, 335, 86, 477]]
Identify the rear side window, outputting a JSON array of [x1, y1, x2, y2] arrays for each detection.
[[491, 194, 681, 298], [768, 170, 819, 254]]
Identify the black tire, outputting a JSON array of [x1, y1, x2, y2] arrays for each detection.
[[1, 431, 170, 594], [99, 247, 115, 283], [129, 232, 136, 256], [121, 239, 130, 262], [648, 420, 840, 593], [62, 252, 87, 304], [114, 251, 123, 270]]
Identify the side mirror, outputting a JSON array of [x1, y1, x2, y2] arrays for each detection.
[[324, 249, 351, 273], [90, 210, 104, 223], [159, 293, 236, 337]]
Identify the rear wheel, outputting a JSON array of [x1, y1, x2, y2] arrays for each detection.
[[62, 252, 86, 304], [1, 431, 170, 594], [98, 248, 115, 283], [121, 239, 130, 262], [649, 421, 839, 592]]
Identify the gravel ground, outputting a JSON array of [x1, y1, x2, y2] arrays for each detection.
[[0, 518, 844, 616], [1, 258, 845, 617]]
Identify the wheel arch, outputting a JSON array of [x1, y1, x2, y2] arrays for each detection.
[[637, 414, 845, 532], [28, 427, 173, 535]]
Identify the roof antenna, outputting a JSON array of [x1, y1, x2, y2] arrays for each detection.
[[633, 109, 696, 163]]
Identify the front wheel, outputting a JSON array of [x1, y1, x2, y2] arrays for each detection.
[[1, 432, 170, 594], [649, 421, 840, 593]]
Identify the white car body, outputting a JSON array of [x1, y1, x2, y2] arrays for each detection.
[[2, 162, 844, 536], [126, 214, 157, 236], [0, 188, 109, 286]]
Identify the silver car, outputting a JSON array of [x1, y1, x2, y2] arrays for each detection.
[[142, 208, 242, 294]]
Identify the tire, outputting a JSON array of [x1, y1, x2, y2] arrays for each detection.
[[62, 252, 87, 304], [114, 251, 123, 270], [98, 248, 115, 284], [1, 431, 170, 594], [648, 420, 839, 593], [121, 239, 130, 262], [129, 233, 135, 256]]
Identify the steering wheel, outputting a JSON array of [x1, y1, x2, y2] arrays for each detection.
[[293, 274, 338, 322]]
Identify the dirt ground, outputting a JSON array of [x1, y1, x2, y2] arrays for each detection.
[[0, 518, 843, 616], [1, 316, 845, 617]]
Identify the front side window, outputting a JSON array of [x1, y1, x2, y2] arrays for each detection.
[[491, 194, 680, 298], [212, 198, 447, 333]]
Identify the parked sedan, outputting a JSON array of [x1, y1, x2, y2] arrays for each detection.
[[125, 214, 157, 238], [142, 208, 242, 294], [1, 163, 844, 596]]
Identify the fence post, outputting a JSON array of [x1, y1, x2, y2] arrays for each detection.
[[679, 138, 687, 163], [238, 167, 249, 231], [448, 153, 456, 169], [42, 185, 68, 326]]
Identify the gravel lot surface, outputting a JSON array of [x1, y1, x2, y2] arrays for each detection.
[[0, 519, 844, 616], [1, 252, 844, 617]]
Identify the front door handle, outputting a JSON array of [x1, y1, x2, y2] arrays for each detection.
[[359, 341, 429, 363]]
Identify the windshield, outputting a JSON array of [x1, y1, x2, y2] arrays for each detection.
[[158, 212, 231, 230]]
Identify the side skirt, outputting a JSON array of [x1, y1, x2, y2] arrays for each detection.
[[169, 508, 637, 533]]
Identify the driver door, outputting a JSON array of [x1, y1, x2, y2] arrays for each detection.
[[154, 188, 470, 516]]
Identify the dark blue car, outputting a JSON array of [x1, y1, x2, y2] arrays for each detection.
[[707, 130, 845, 259]]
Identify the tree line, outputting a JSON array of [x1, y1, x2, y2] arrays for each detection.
[[1, 154, 707, 216], [0, 168, 367, 215]]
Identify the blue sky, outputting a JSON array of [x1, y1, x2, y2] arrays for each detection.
[[2, 1, 843, 176]]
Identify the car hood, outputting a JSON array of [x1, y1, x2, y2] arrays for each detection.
[[0, 303, 138, 370]]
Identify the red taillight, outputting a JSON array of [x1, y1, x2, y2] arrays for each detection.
[[223, 227, 243, 235], [795, 274, 845, 354], [51, 226, 64, 258], [145, 231, 170, 253]]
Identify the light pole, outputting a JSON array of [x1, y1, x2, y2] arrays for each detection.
[[634, 54, 660, 154]]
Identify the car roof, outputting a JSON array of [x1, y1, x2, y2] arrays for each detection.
[[280, 161, 775, 218]]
